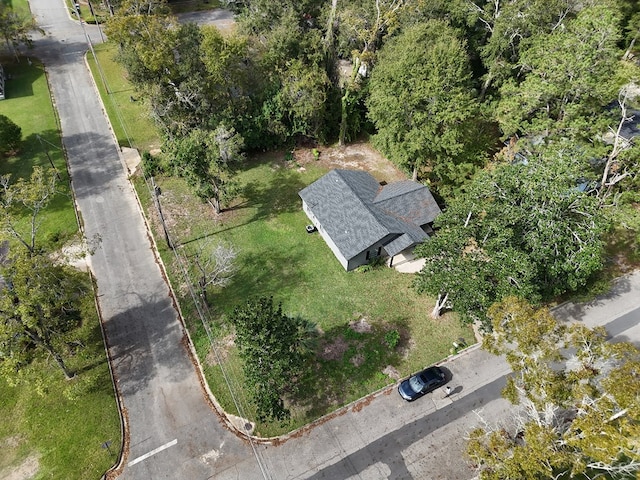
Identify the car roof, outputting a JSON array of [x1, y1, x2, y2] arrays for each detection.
[[420, 366, 442, 381]]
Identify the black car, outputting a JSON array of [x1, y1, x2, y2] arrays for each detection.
[[398, 366, 447, 401]]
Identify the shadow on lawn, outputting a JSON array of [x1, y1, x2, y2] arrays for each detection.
[[209, 247, 307, 314], [0, 59, 39, 98], [238, 165, 308, 221], [290, 320, 408, 419]]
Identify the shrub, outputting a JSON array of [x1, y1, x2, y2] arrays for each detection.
[[141, 150, 163, 177], [384, 329, 400, 349]]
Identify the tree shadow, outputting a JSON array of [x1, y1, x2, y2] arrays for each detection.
[[0, 60, 38, 99], [102, 291, 195, 398], [208, 248, 307, 315], [554, 274, 634, 323], [237, 162, 309, 224]]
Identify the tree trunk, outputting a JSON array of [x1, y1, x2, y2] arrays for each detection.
[[479, 71, 494, 101], [431, 293, 449, 319], [339, 89, 349, 146], [412, 166, 418, 182], [51, 349, 75, 379], [623, 30, 638, 61]]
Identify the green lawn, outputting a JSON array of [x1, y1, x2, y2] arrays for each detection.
[[86, 39, 474, 437], [0, 293, 122, 480], [0, 57, 121, 478], [86, 43, 161, 152], [141, 153, 475, 436]]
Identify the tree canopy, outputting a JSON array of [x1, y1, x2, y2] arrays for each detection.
[[0, 248, 87, 381], [228, 296, 317, 422], [0, 114, 22, 155], [0, 3, 32, 58], [367, 20, 482, 186], [414, 146, 608, 325], [468, 297, 640, 479], [165, 125, 244, 214]]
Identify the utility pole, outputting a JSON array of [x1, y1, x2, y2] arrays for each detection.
[[151, 177, 173, 249]]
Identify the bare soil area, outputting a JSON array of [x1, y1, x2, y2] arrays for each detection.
[[291, 141, 407, 182], [0, 455, 39, 480]]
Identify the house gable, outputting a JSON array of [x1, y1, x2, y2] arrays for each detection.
[[299, 169, 441, 270]]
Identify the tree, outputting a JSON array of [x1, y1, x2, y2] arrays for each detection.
[[496, 3, 621, 140], [277, 59, 331, 140], [0, 167, 60, 254], [188, 240, 237, 306], [414, 147, 608, 325], [468, 297, 640, 479], [332, 0, 409, 145], [0, 249, 87, 380], [229, 297, 317, 422], [0, 3, 32, 59], [0, 114, 22, 155], [469, 0, 579, 98], [366, 20, 481, 186], [166, 125, 244, 214]]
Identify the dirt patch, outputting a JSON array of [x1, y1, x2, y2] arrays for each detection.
[[318, 335, 349, 361], [382, 365, 401, 380], [205, 334, 235, 366], [1, 455, 39, 480], [350, 352, 365, 367], [292, 141, 407, 182], [398, 337, 416, 359], [349, 317, 373, 333]]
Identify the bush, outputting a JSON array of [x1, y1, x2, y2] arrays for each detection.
[[141, 150, 163, 176], [384, 329, 400, 349], [0, 114, 22, 155]]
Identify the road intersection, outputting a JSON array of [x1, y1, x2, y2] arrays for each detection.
[[26, 2, 640, 479]]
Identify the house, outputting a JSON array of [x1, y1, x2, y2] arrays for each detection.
[[298, 169, 441, 271]]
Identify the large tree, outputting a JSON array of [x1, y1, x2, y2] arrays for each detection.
[[496, 2, 622, 140], [0, 3, 32, 58], [229, 296, 317, 422], [0, 249, 87, 381], [166, 125, 244, 214], [468, 297, 640, 479], [414, 146, 608, 325], [366, 20, 482, 187]]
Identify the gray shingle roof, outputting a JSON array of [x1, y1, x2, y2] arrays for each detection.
[[299, 170, 441, 261]]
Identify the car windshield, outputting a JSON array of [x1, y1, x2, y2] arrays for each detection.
[[408, 375, 425, 393]]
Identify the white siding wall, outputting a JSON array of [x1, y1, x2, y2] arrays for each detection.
[[302, 201, 349, 270]]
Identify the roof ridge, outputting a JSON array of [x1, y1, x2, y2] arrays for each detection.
[[333, 169, 393, 236]]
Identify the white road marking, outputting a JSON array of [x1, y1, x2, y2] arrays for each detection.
[[128, 439, 178, 467]]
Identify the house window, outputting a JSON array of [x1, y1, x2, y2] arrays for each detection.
[[377, 247, 382, 257], [366, 250, 370, 261]]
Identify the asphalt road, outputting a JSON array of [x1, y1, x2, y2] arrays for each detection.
[[26, 2, 640, 479], [28, 2, 249, 479]]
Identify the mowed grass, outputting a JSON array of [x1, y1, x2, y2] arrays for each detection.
[[0, 58, 121, 478], [0, 294, 122, 480], [142, 153, 475, 436], [86, 43, 161, 152], [86, 38, 473, 436], [0, 59, 78, 245]]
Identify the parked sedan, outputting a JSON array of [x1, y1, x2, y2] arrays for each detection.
[[398, 366, 447, 401]]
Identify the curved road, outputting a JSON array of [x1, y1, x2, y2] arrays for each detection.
[[26, 2, 640, 480]]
